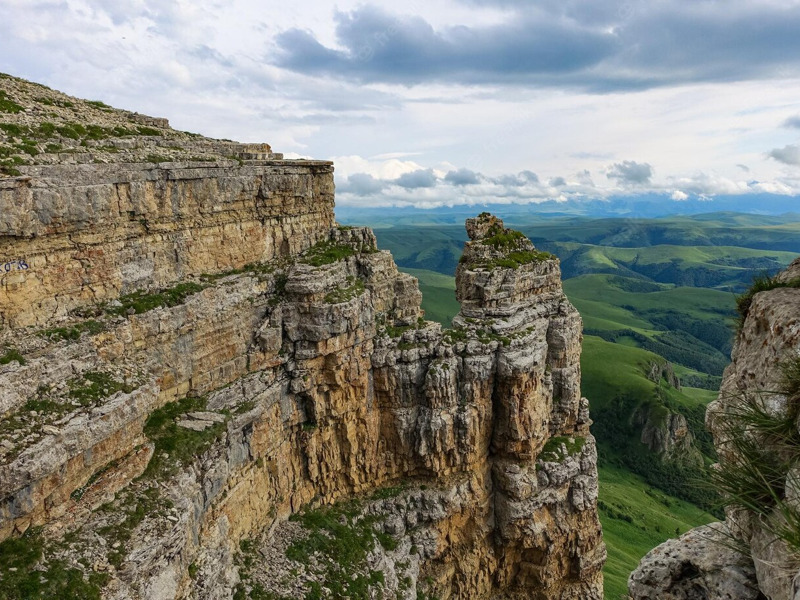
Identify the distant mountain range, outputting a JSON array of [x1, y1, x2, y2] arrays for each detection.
[[336, 193, 800, 223]]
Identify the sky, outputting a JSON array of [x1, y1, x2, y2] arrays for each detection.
[[3, 0, 800, 209]]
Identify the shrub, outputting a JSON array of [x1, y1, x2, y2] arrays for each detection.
[[0, 348, 25, 366], [285, 498, 397, 599], [709, 385, 800, 552]]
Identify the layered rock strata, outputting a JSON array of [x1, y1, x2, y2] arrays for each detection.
[[630, 257, 800, 600], [0, 80, 604, 599]]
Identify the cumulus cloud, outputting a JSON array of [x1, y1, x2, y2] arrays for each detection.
[[333, 154, 800, 209], [395, 168, 438, 188], [607, 161, 653, 185], [445, 168, 481, 186], [493, 170, 539, 186], [769, 145, 800, 166], [339, 173, 386, 196]]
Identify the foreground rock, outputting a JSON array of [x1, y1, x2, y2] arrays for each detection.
[[630, 258, 800, 599], [0, 79, 604, 599], [629, 524, 764, 600]]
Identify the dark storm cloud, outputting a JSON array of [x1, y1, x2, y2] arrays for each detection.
[[607, 161, 653, 184], [274, 4, 616, 85], [768, 145, 800, 166], [394, 168, 438, 188], [445, 168, 481, 186], [273, 2, 800, 90]]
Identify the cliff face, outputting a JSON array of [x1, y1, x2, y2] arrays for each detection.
[[630, 258, 800, 600], [0, 77, 604, 599]]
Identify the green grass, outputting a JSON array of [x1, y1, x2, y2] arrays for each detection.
[[283, 499, 395, 599], [98, 487, 173, 568], [580, 337, 662, 412], [301, 240, 359, 266], [400, 268, 459, 326], [38, 320, 105, 342], [144, 153, 170, 164], [324, 277, 365, 304], [735, 273, 800, 322], [142, 395, 228, 477], [483, 249, 553, 270], [565, 274, 734, 376], [538, 436, 585, 463], [0, 348, 25, 366], [598, 465, 716, 600], [107, 281, 205, 316], [68, 371, 134, 406], [0, 528, 107, 599], [0, 91, 23, 114]]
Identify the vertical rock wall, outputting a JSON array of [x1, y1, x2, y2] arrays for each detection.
[[0, 165, 604, 598]]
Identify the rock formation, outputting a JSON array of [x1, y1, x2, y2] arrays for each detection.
[[630, 258, 800, 600], [0, 75, 604, 599]]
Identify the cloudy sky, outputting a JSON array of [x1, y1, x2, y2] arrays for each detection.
[[3, 0, 800, 209]]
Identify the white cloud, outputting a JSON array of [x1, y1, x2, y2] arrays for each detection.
[[671, 190, 688, 201], [331, 155, 424, 180]]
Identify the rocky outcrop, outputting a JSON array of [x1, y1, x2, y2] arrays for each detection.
[[630, 259, 800, 600], [629, 524, 764, 600], [636, 405, 697, 462], [0, 81, 604, 599], [646, 360, 681, 390]]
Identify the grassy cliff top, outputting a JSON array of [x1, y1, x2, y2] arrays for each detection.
[[0, 72, 276, 177]]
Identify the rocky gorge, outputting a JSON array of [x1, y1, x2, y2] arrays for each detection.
[[0, 74, 605, 599]]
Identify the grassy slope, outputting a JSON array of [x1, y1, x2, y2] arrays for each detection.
[[401, 267, 459, 326], [599, 464, 716, 600], [580, 336, 661, 411], [565, 273, 736, 321]]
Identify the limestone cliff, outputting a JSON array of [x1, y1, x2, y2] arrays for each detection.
[[630, 258, 800, 600], [0, 76, 604, 599]]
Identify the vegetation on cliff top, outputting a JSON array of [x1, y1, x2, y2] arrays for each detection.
[[0, 71, 276, 175], [735, 273, 800, 323]]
